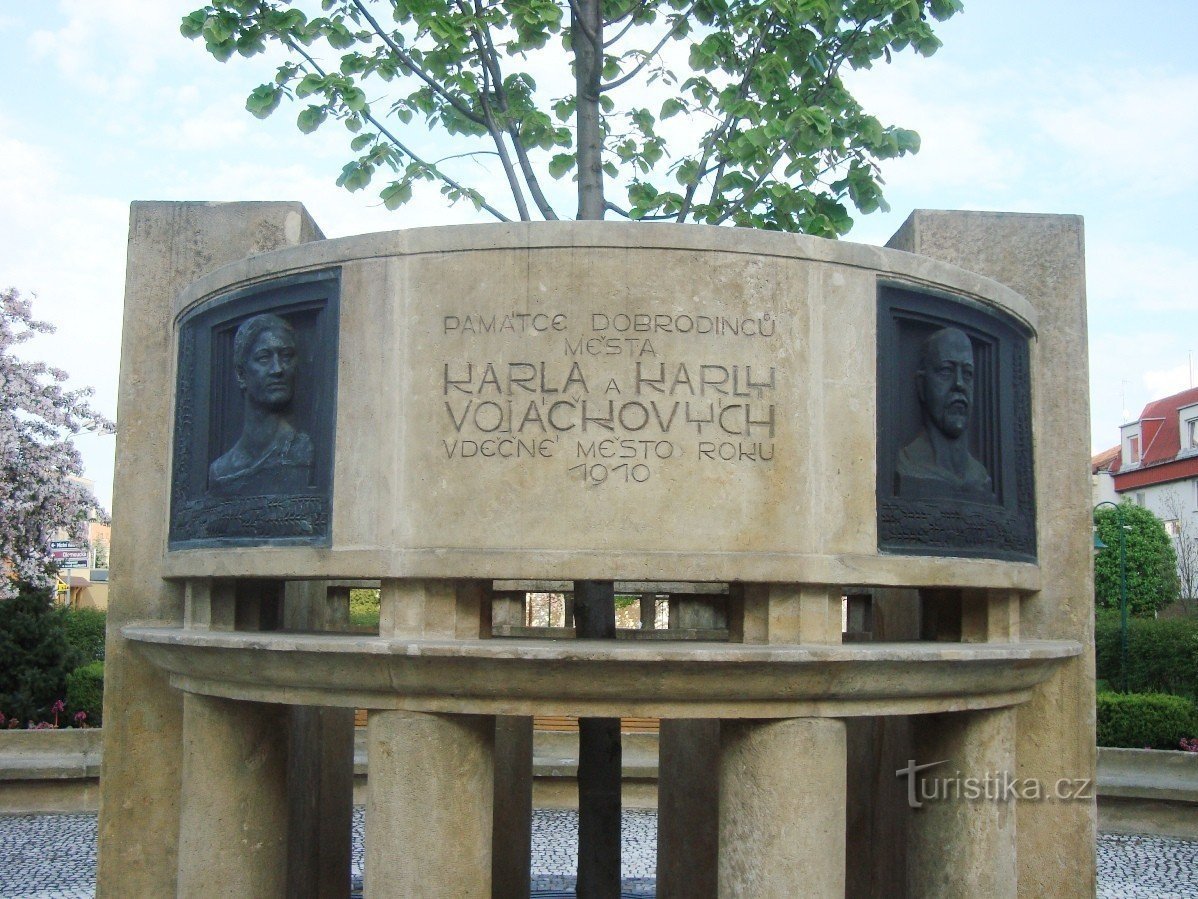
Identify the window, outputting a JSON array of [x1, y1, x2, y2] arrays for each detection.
[[1129, 435, 1141, 464], [1135, 492, 1146, 506], [1189, 419, 1198, 449], [1165, 519, 1181, 537]]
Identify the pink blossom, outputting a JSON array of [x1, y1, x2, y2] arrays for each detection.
[[0, 288, 114, 596]]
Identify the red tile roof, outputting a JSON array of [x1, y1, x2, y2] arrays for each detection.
[[1091, 445, 1120, 474], [1111, 385, 1198, 488]]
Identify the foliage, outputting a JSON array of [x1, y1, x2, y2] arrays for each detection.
[[0, 288, 114, 595], [349, 587, 380, 629], [1094, 611, 1198, 699], [182, 0, 960, 232], [0, 583, 84, 724], [1097, 618, 1198, 700], [63, 608, 107, 663], [1094, 501, 1179, 617], [66, 660, 105, 727], [1095, 690, 1198, 750]]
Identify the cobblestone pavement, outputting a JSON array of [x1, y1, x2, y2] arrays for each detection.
[[1, 810, 1195, 897]]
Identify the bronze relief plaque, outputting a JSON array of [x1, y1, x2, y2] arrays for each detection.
[[876, 283, 1035, 561], [169, 269, 339, 547]]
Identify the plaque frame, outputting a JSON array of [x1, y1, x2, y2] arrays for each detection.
[[876, 281, 1036, 562], [168, 268, 340, 548]]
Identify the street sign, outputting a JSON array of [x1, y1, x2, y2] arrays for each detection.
[[51, 544, 89, 568]]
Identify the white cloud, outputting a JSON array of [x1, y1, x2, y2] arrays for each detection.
[[1033, 70, 1198, 196], [1086, 239, 1198, 313], [1143, 363, 1194, 399]]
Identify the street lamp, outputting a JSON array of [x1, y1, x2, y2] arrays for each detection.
[[1093, 500, 1130, 692]]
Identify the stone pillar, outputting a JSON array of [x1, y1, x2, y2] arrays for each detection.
[[97, 202, 323, 897], [730, 583, 842, 645], [639, 592, 657, 630], [283, 582, 354, 899], [719, 717, 846, 897], [844, 587, 919, 898], [907, 708, 1017, 899], [492, 716, 534, 899], [889, 212, 1096, 896], [176, 694, 290, 898], [364, 710, 494, 897], [656, 718, 720, 897]]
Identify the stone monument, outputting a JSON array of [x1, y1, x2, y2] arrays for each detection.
[[97, 204, 1095, 897]]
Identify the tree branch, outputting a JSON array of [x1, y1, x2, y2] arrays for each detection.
[[285, 38, 512, 222], [475, 12, 558, 219], [567, 0, 600, 48], [349, 0, 486, 126], [600, 9, 690, 92], [605, 200, 675, 220]]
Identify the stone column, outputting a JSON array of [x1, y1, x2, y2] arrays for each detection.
[[364, 710, 494, 896], [889, 211, 1095, 896], [97, 202, 323, 898], [907, 708, 1017, 899], [283, 582, 354, 899], [176, 694, 290, 898], [844, 587, 919, 898], [656, 718, 720, 897], [719, 717, 846, 897], [639, 592, 657, 630], [492, 715, 534, 899]]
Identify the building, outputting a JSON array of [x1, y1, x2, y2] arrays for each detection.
[[1091, 445, 1120, 507], [1108, 386, 1198, 599]]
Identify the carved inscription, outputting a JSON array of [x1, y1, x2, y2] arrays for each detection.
[[438, 310, 780, 486]]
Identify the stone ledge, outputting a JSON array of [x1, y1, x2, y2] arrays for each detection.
[[124, 626, 1079, 718]]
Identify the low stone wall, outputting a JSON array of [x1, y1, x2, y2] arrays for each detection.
[[1097, 747, 1198, 840], [6, 730, 1192, 834], [0, 728, 103, 814]]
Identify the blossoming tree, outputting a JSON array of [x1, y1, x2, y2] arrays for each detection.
[[0, 288, 115, 596]]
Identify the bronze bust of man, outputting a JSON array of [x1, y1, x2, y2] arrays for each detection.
[[209, 313, 313, 496], [896, 326, 992, 501]]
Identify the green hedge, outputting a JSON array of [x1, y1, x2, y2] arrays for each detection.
[[1094, 612, 1198, 698], [349, 588, 380, 630], [66, 661, 104, 727], [63, 608, 106, 662], [1096, 691, 1198, 749]]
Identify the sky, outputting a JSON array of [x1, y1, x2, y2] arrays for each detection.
[[1, 1, 1196, 512]]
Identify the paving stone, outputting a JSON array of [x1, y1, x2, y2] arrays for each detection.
[[1, 810, 1194, 896]]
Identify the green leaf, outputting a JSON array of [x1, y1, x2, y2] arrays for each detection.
[[380, 180, 413, 209], [180, 11, 206, 39], [350, 133, 374, 152], [660, 98, 686, 119], [341, 86, 368, 113], [297, 105, 327, 134], [245, 84, 282, 119], [295, 73, 325, 99], [548, 153, 575, 179]]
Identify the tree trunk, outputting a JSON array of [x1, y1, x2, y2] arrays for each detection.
[[572, 0, 605, 220]]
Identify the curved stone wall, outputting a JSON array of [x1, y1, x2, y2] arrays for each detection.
[[163, 222, 1038, 588]]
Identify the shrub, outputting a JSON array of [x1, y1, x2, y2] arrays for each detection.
[[63, 608, 106, 662], [66, 661, 104, 727], [1094, 612, 1198, 698], [0, 583, 83, 723], [1094, 502, 1179, 616], [1096, 691, 1198, 749]]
